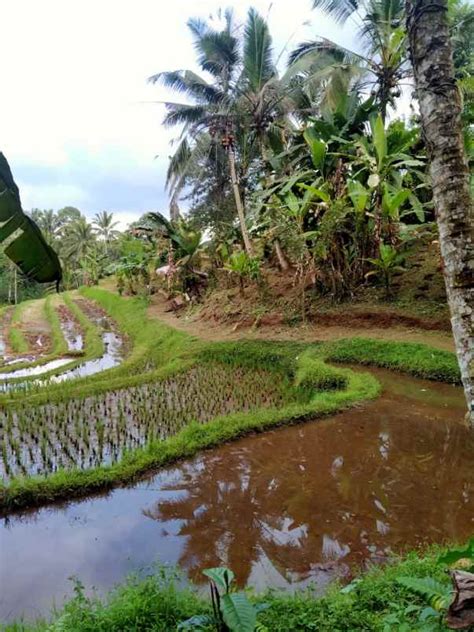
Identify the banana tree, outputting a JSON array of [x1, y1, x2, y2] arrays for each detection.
[[0, 153, 62, 287], [350, 115, 426, 247]]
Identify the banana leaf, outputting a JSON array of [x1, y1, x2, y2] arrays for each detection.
[[0, 152, 62, 285]]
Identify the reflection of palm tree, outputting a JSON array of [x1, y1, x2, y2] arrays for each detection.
[[141, 392, 474, 588]]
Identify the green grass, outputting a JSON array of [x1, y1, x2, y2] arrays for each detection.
[[44, 296, 69, 357], [326, 337, 461, 383], [7, 302, 29, 354], [2, 544, 458, 631]]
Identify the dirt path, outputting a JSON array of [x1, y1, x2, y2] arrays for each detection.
[[147, 296, 455, 352], [13, 298, 52, 354]]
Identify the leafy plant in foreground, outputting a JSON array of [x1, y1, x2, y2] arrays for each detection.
[[179, 567, 267, 632], [383, 538, 474, 631]]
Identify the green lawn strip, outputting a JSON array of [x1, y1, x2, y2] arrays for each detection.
[[7, 301, 29, 354], [63, 291, 104, 361], [0, 296, 71, 376], [325, 337, 460, 383], [2, 543, 457, 631], [0, 368, 379, 514]]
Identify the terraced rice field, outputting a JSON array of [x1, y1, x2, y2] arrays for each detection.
[[2, 289, 336, 504], [1, 286, 461, 522], [0, 295, 125, 391], [0, 364, 288, 479]]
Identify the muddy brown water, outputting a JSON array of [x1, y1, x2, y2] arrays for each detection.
[[0, 367, 473, 622]]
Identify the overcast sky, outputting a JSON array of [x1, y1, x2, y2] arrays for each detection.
[[0, 0, 358, 229]]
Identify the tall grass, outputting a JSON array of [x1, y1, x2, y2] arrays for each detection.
[[326, 337, 460, 383]]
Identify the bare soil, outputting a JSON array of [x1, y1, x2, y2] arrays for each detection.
[[147, 293, 455, 352]]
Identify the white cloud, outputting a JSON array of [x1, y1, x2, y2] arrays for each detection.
[[0, 0, 358, 223], [19, 182, 89, 210]]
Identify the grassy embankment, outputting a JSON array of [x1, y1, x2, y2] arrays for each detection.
[[7, 301, 29, 354], [2, 544, 463, 632], [0, 288, 461, 514]]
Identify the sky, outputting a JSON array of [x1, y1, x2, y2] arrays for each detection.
[[0, 0, 358, 229]]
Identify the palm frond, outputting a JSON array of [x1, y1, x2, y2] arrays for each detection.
[[166, 134, 213, 199], [311, 0, 361, 23], [162, 103, 208, 128], [166, 138, 192, 192], [243, 8, 276, 92], [148, 70, 223, 104], [197, 31, 240, 80], [186, 14, 239, 84], [139, 211, 173, 238]]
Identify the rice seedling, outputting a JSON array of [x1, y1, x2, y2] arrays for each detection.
[[0, 362, 290, 481]]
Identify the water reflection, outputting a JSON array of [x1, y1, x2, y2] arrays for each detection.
[[141, 381, 472, 588], [0, 369, 472, 621]]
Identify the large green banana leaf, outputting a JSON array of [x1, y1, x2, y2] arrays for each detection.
[[0, 152, 62, 284]]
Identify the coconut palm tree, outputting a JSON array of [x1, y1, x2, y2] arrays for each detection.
[[406, 0, 474, 425], [290, 0, 409, 121], [149, 9, 250, 247], [29, 209, 62, 247], [93, 211, 120, 253], [149, 8, 299, 255], [64, 216, 96, 261]]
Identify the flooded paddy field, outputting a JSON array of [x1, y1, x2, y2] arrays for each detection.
[[0, 363, 287, 479], [0, 299, 125, 393], [1, 367, 472, 622]]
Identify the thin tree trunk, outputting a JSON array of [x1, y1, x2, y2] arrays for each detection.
[[274, 239, 290, 271], [406, 0, 474, 425], [227, 148, 253, 256]]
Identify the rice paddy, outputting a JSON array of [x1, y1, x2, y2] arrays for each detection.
[[0, 363, 288, 480], [0, 296, 125, 391], [0, 288, 459, 514]]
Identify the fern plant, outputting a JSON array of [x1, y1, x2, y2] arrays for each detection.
[[385, 539, 474, 631]]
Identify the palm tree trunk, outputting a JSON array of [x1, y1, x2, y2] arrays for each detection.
[[406, 0, 474, 426], [169, 195, 181, 222], [227, 148, 253, 256]]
